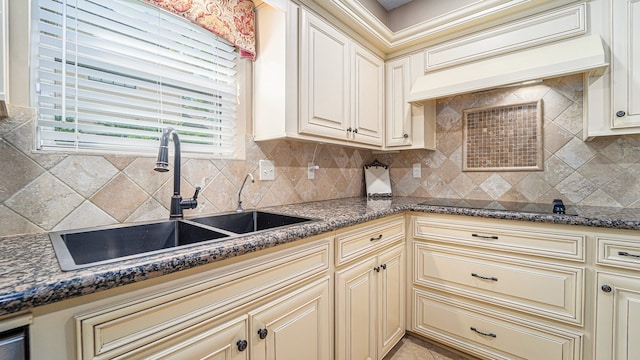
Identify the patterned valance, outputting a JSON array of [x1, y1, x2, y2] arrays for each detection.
[[143, 0, 256, 60]]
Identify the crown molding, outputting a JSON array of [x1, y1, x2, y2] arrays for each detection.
[[312, 0, 577, 55]]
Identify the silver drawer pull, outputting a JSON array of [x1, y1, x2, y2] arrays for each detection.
[[370, 234, 383, 241], [471, 273, 498, 281], [472, 233, 498, 240], [470, 327, 497, 338], [618, 251, 640, 259]]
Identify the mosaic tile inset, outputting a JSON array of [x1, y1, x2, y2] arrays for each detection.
[[463, 100, 543, 171]]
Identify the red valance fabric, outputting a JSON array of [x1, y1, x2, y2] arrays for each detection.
[[142, 0, 256, 60]]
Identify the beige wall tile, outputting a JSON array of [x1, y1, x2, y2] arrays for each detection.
[[90, 174, 148, 222], [50, 155, 119, 197], [5, 173, 84, 230]]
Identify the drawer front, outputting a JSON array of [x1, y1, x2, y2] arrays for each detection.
[[76, 241, 330, 360], [336, 216, 404, 266], [414, 243, 584, 325], [597, 236, 640, 270], [413, 215, 585, 261], [413, 289, 582, 360]]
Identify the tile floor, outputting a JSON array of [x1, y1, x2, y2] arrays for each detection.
[[383, 335, 479, 360]]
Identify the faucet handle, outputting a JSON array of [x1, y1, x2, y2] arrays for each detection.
[[180, 186, 201, 211]]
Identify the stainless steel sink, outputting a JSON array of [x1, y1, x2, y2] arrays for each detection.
[[189, 211, 314, 234], [50, 220, 232, 271], [49, 211, 315, 271]]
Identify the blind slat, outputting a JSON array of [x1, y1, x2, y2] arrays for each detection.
[[34, 0, 238, 156]]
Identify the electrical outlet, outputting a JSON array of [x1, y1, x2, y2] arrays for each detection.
[[259, 160, 275, 181], [308, 163, 318, 180], [412, 163, 421, 178]]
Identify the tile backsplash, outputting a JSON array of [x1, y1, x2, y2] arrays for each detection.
[[380, 74, 640, 207], [2, 73, 640, 237]]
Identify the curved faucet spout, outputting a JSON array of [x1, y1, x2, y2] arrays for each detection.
[[154, 128, 199, 219], [237, 173, 255, 212]]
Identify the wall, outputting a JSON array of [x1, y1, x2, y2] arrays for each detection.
[[0, 109, 371, 237], [380, 74, 640, 208], [2, 73, 640, 238]]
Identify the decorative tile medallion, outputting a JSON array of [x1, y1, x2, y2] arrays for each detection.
[[463, 100, 543, 171]]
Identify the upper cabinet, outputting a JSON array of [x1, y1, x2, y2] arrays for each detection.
[[0, 0, 8, 117], [385, 55, 435, 150], [254, 3, 385, 149], [299, 9, 385, 147], [585, 0, 640, 138], [610, 0, 640, 129]]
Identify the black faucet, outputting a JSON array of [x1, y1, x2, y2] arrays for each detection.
[[154, 127, 200, 219]]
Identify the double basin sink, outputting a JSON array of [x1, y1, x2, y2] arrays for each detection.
[[49, 211, 315, 271]]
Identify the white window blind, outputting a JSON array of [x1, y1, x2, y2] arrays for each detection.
[[33, 0, 238, 155]]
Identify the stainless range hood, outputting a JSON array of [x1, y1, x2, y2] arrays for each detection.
[[408, 35, 608, 103]]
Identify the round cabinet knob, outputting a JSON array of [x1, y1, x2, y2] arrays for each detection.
[[403, 133, 409, 139], [346, 127, 352, 133], [601, 284, 612, 293], [353, 128, 358, 134], [373, 266, 380, 272], [237, 340, 248, 352], [380, 264, 387, 270], [257, 328, 268, 340], [616, 111, 626, 118]]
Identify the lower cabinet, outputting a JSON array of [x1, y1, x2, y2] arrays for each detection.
[[250, 278, 331, 360], [410, 214, 585, 360], [335, 243, 405, 360], [124, 313, 250, 360], [594, 272, 640, 360], [414, 289, 582, 360], [30, 237, 331, 360], [122, 278, 331, 360], [594, 231, 640, 360]]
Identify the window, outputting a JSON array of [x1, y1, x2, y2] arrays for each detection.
[[32, 0, 240, 157]]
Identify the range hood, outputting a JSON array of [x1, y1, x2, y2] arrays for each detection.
[[408, 35, 608, 103]]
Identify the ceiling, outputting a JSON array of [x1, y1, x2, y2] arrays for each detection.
[[376, 0, 413, 11]]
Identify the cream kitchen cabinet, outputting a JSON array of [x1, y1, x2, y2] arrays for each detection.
[[594, 232, 640, 360], [253, 2, 384, 149], [594, 272, 640, 360], [29, 236, 331, 360], [299, 9, 384, 147], [385, 55, 435, 150], [610, 0, 640, 129], [0, 0, 8, 116], [410, 214, 584, 359], [334, 216, 405, 360], [249, 278, 330, 360], [585, 0, 640, 137]]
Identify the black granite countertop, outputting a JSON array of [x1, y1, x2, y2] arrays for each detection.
[[1, 196, 639, 317]]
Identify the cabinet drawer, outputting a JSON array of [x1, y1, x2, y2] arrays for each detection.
[[76, 241, 330, 360], [413, 215, 585, 261], [413, 289, 582, 360], [414, 243, 584, 325], [597, 236, 640, 270], [336, 216, 404, 266]]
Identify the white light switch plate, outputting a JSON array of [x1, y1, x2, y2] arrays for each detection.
[[259, 160, 275, 181], [412, 163, 421, 178]]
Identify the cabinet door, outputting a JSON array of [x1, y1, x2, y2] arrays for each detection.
[[351, 43, 384, 146], [336, 257, 377, 360], [127, 315, 249, 360], [612, 0, 640, 128], [595, 272, 640, 360], [0, 0, 7, 106], [385, 57, 412, 147], [300, 9, 350, 140], [250, 278, 331, 360], [377, 245, 405, 358]]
